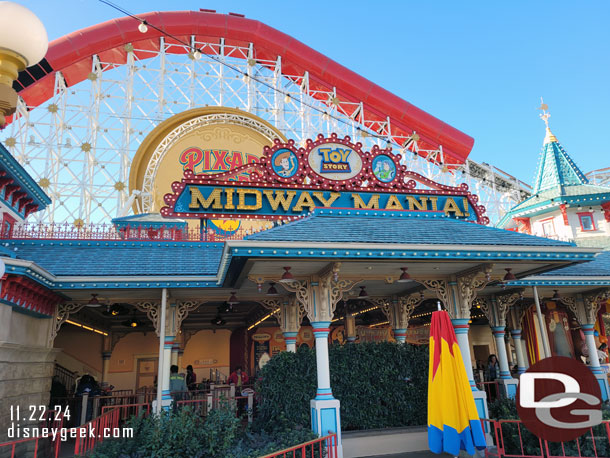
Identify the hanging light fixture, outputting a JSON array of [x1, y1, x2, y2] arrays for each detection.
[[220, 302, 233, 314], [266, 282, 279, 296], [396, 267, 411, 283], [552, 290, 561, 300], [358, 286, 369, 299], [122, 312, 141, 328], [211, 315, 226, 326], [138, 21, 148, 33], [86, 294, 101, 308], [503, 268, 516, 281], [279, 266, 294, 283], [227, 291, 239, 305]]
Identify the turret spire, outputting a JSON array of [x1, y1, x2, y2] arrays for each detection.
[[532, 99, 588, 194]]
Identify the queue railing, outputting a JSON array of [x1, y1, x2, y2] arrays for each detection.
[[258, 433, 337, 458]]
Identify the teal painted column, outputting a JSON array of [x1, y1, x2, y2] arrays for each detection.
[[510, 329, 527, 375], [310, 321, 343, 458], [583, 323, 610, 402]]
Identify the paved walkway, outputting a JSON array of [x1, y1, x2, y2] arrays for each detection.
[[360, 452, 469, 458]]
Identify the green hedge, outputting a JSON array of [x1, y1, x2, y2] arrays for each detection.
[[255, 342, 428, 430], [89, 406, 318, 458]]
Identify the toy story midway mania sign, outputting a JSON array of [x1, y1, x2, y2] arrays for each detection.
[[161, 134, 489, 224]]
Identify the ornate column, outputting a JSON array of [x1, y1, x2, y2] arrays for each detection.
[[562, 290, 610, 401], [280, 262, 359, 458], [172, 333, 183, 368], [532, 286, 552, 358], [373, 293, 423, 343], [508, 303, 528, 375], [136, 295, 200, 411], [416, 264, 492, 421], [259, 295, 303, 353], [101, 334, 111, 385], [344, 313, 356, 343], [477, 292, 521, 398]]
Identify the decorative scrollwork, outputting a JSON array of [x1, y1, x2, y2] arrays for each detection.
[[49, 302, 87, 343], [495, 292, 522, 327], [474, 297, 491, 323], [562, 290, 609, 325], [258, 298, 282, 323], [374, 294, 422, 330], [457, 265, 492, 316], [416, 279, 449, 306], [134, 301, 161, 336], [176, 301, 203, 333], [582, 290, 610, 324], [396, 293, 424, 329], [279, 274, 360, 322]]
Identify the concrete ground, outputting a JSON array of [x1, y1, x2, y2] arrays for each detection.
[[360, 452, 471, 458]]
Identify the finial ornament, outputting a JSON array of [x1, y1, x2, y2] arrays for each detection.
[[538, 97, 557, 144], [538, 97, 550, 128]]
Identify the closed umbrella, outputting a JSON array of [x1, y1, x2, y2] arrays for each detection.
[[428, 309, 486, 455]]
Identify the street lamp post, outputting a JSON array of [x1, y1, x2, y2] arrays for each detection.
[[0, 2, 48, 126]]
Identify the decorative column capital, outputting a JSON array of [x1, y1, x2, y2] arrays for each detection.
[[134, 300, 161, 336], [455, 264, 493, 318], [376, 292, 423, 330], [568, 289, 610, 325], [279, 265, 360, 323], [477, 291, 521, 328]]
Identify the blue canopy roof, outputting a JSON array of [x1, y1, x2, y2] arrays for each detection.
[[247, 210, 574, 247], [537, 250, 610, 277], [7, 240, 224, 276]]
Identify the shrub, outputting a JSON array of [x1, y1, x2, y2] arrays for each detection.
[[89, 406, 320, 458], [227, 420, 319, 458], [255, 341, 428, 431], [89, 406, 239, 458]]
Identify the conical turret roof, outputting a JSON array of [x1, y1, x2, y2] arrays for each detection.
[[497, 117, 610, 228], [532, 127, 588, 194]]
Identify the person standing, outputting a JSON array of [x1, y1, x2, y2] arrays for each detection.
[[169, 365, 187, 408], [186, 365, 197, 391], [228, 366, 249, 393], [228, 366, 249, 416], [485, 354, 500, 402]]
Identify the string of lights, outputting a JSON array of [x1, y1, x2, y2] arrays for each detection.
[[66, 319, 108, 336], [247, 308, 279, 331], [369, 321, 389, 328]]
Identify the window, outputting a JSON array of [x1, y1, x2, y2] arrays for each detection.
[[577, 212, 596, 232], [541, 219, 555, 237]]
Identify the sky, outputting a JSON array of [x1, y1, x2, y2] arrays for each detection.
[[19, 0, 610, 185]]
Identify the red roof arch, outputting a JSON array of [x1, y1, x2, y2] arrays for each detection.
[[13, 10, 474, 164]]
